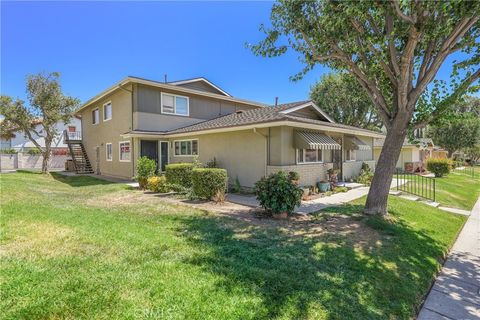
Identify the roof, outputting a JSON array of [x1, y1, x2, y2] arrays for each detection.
[[374, 137, 434, 148], [123, 101, 384, 138], [76, 76, 269, 113], [167, 77, 231, 97]]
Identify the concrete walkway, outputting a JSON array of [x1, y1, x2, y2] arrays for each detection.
[[227, 179, 406, 214], [417, 197, 480, 320]]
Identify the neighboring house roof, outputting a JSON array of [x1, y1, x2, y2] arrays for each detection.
[[168, 77, 232, 97], [374, 137, 434, 148], [76, 76, 269, 114], [123, 101, 384, 138]]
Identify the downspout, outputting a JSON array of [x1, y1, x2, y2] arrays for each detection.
[[253, 128, 268, 177]]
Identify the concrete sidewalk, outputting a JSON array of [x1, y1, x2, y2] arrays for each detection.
[[418, 197, 480, 320]]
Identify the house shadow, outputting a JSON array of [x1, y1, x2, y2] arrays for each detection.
[[174, 204, 448, 319], [50, 172, 116, 187]]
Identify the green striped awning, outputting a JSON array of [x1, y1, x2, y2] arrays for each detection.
[[345, 136, 371, 151], [294, 131, 341, 150]]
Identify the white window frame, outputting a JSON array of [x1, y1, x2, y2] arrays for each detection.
[[103, 101, 112, 121], [173, 139, 198, 157], [161, 93, 190, 117], [92, 108, 99, 125], [106, 143, 112, 161], [346, 149, 356, 162], [296, 149, 324, 164], [119, 141, 131, 162]]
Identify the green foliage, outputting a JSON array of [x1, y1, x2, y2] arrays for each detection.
[[333, 186, 348, 193], [230, 176, 242, 193], [0, 72, 80, 173], [0, 148, 17, 154], [191, 168, 228, 200], [356, 162, 374, 186], [254, 171, 303, 214], [204, 157, 218, 168], [310, 73, 381, 131], [146, 176, 170, 193], [165, 163, 195, 188], [427, 158, 452, 177], [465, 145, 480, 164], [135, 156, 157, 189], [288, 171, 300, 182], [27, 148, 42, 155]]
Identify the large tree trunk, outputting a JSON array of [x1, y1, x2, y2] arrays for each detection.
[[364, 119, 409, 215]]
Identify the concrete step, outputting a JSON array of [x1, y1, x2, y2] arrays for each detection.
[[421, 200, 440, 208], [399, 194, 420, 201], [389, 190, 402, 196]]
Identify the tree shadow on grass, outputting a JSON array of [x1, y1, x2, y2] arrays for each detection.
[[176, 204, 448, 319], [50, 172, 116, 187]]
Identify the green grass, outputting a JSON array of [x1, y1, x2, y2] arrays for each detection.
[[434, 167, 480, 210], [0, 172, 466, 319]]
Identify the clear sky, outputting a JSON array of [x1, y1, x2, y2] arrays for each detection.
[[0, 1, 472, 107]]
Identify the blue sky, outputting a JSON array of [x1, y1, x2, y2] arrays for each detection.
[[1, 1, 473, 107]]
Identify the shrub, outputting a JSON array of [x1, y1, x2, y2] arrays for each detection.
[[0, 148, 17, 154], [254, 171, 303, 215], [205, 157, 218, 168], [230, 176, 242, 193], [356, 162, 374, 185], [427, 158, 451, 177], [333, 186, 348, 193], [191, 168, 228, 200], [166, 163, 195, 188], [147, 176, 170, 193], [135, 156, 157, 189], [27, 148, 42, 155]]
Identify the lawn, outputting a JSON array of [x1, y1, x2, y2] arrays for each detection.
[[434, 167, 480, 210], [0, 172, 466, 319]]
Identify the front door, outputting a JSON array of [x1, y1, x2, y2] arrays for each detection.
[[160, 141, 169, 172], [140, 140, 159, 171]]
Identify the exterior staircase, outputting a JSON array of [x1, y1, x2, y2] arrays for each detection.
[[64, 130, 94, 174]]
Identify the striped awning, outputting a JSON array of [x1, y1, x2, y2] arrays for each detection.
[[345, 136, 371, 151], [294, 131, 341, 150]]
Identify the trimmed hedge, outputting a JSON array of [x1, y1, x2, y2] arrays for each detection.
[[427, 158, 451, 177], [165, 163, 195, 188], [191, 168, 228, 200]]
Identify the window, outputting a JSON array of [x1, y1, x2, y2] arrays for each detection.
[[92, 108, 99, 124], [103, 102, 112, 121], [346, 149, 356, 161], [174, 140, 198, 156], [297, 149, 323, 163], [68, 126, 76, 132], [106, 143, 112, 161], [119, 141, 131, 162], [161, 93, 189, 116]]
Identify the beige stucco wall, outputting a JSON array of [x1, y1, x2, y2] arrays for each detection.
[[342, 160, 376, 181], [79, 86, 134, 179], [267, 163, 333, 187], [140, 128, 269, 188], [374, 147, 415, 170]]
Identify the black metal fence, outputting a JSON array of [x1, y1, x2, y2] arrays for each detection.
[[395, 169, 436, 202], [454, 166, 477, 179]]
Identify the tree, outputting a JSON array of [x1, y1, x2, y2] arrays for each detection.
[[465, 145, 480, 164], [310, 73, 382, 131], [251, 0, 480, 215], [0, 72, 80, 173], [427, 117, 480, 157]]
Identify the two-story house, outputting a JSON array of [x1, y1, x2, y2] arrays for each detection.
[[74, 76, 383, 188]]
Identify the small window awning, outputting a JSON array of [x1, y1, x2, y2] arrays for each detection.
[[294, 131, 341, 150], [345, 136, 371, 151]]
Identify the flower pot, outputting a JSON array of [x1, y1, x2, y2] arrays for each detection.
[[317, 181, 330, 193], [272, 212, 288, 219]]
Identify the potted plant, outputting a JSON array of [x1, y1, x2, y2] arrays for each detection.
[[317, 180, 330, 193], [327, 168, 339, 190], [254, 171, 303, 219]]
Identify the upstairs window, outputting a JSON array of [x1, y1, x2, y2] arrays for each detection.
[[103, 102, 112, 121], [162, 93, 189, 116], [174, 140, 198, 156], [92, 108, 99, 124]]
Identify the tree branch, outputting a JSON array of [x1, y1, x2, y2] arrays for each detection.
[[385, 12, 400, 76], [391, 0, 416, 24]]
